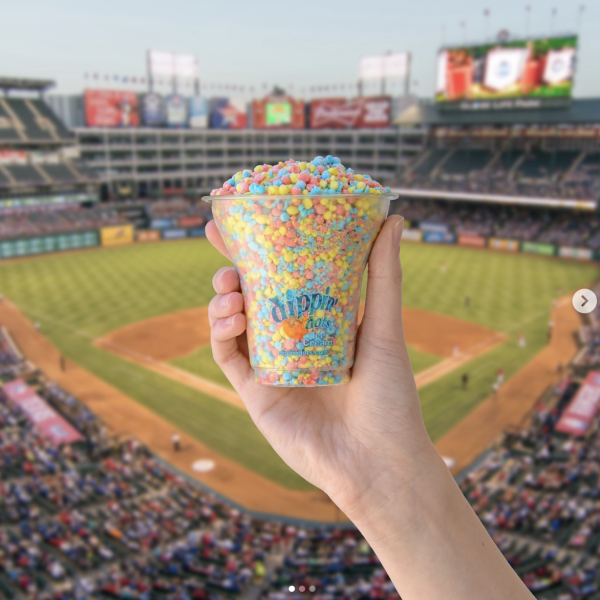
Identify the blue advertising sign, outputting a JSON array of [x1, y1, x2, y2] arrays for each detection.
[[165, 94, 187, 128], [189, 97, 208, 129], [420, 221, 448, 232], [150, 217, 174, 229], [162, 228, 187, 240], [188, 227, 206, 238], [423, 231, 456, 244], [141, 93, 165, 126], [209, 97, 247, 129]]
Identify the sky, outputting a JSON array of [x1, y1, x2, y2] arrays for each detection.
[[1, 0, 598, 99]]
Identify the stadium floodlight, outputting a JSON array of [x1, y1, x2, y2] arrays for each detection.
[[359, 52, 411, 96], [148, 51, 198, 79], [382, 53, 410, 78], [174, 54, 199, 79], [149, 51, 175, 77], [359, 53, 410, 80], [359, 56, 385, 80]]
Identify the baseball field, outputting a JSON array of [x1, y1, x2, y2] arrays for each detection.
[[0, 238, 597, 490]]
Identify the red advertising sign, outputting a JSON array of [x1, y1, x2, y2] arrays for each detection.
[[178, 216, 204, 228], [2, 380, 83, 445], [84, 90, 139, 127], [555, 371, 600, 436], [310, 97, 391, 129], [458, 234, 486, 248], [252, 96, 304, 129]]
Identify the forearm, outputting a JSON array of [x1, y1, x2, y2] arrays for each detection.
[[337, 440, 534, 600]]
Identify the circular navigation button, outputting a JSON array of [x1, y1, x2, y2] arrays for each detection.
[[573, 289, 597, 314]]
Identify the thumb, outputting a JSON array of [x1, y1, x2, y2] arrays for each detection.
[[361, 215, 405, 343]]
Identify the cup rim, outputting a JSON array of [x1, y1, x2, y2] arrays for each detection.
[[202, 192, 399, 203]]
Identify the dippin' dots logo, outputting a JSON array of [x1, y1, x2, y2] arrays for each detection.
[[268, 287, 338, 330]]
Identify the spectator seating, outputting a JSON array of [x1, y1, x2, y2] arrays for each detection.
[[389, 199, 600, 249], [30, 98, 72, 140], [0, 205, 127, 240], [1, 292, 600, 598], [401, 146, 600, 201], [5, 164, 45, 185], [40, 163, 79, 183], [0, 168, 10, 187], [440, 149, 493, 177]]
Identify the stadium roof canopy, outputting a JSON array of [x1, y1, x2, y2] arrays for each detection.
[[395, 98, 600, 127], [0, 77, 55, 94]]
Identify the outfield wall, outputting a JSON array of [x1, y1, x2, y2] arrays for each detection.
[[405, 229, 597, 262], [0, 223, 595, 263], [0, 225, 207, 260]]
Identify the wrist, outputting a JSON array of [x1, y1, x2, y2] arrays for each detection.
[[327, 426, 445, 529]]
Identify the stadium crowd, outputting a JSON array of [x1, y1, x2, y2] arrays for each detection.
[[390, 199, 600, 249], [402, 171, 599, 202], [401, 148, 600, 202], [146, 199, 212, 223], [457, 294, 600, 599], [0, 206, 127, 240], [0, 276, 600, 598], [0, 325, 392, 600]]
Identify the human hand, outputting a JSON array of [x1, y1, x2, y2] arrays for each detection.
[[206, 214, 435, 515], [207, 215, 535, 600]]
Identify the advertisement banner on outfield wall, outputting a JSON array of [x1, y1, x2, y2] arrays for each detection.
[[0, 231, 98, 260], [559, 247, 593, 260], [489, 238, 520, 252], [100, 225, 134, 247], [401, 229, 422, 242], [2, 380, 83, 445], [423, 231, 456, 244], [458, 234, 486, 248], [521, 241, 556, 256], [188, 227, 206, 238], [137, 230, 161, 243], [162, 228, 187, 240], [178, 216, 204, 228], [419, 221, 448, 233], [150, 218, 174, 229], [555, 371, 600, 436]]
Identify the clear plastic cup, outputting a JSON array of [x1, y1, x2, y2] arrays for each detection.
[[204, 193, 398, 387]]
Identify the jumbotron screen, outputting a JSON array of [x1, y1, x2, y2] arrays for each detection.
[[435, 35, 577, 111]]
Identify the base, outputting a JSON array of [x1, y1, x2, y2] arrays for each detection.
[[254, 367, 351, 387]]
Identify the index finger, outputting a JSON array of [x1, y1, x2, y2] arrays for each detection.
[[206, 220, 231, 261]]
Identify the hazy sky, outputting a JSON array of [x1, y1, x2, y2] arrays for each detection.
[[1, 0, 598, 98]]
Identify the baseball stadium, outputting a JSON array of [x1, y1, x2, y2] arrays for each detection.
[[1, 11, 600, 599]]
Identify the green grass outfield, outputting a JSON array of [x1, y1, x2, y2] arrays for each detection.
[[0, 239, 597, 488]]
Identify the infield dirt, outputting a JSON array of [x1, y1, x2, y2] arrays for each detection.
[[96, 303, 504, 401]]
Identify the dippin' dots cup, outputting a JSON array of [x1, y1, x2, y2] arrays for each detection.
[[204, 193, 398, 387]]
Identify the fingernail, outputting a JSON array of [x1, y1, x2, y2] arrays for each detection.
[[214, 267, 233, 286], [222, 293, 231, 308], [226, 315, 237, 326], [393, 217, 404, 246]]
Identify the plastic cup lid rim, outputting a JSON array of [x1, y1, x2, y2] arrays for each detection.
[[202, 193, 399, 203]]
